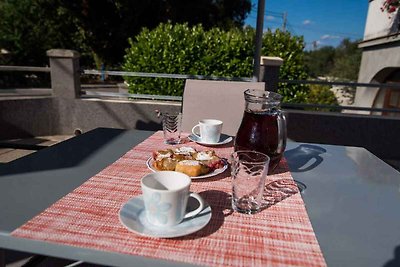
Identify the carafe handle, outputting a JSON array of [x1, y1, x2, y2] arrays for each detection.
[[277, 110, 287, 154]]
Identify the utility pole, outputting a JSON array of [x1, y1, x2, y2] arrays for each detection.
[[312, 41, 318, 50], [252, 0, 265, 82], [282, 12, 287, 31]]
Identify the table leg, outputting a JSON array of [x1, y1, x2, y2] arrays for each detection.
[[0, 249, 5, 267]]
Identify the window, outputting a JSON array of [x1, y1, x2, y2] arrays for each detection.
[[383, 70, 400, 116]]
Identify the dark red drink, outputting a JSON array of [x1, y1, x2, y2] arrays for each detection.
[[234, 110, 286, 172]]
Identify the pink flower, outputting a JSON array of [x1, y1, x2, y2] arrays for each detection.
[[381, 0, 400, 16]]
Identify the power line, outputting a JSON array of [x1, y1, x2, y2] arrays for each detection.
[[250, 5, 284, 17], [285, 22, 296, 35], [265, 11, 284, 17], [288, 23, 362, 39]]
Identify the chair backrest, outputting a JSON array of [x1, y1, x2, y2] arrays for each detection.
[[181, 79, 265, 136]]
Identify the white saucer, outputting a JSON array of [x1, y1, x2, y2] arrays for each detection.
[[119, 195, 212, 238], [188, 134, 233, 146], [146, 157, 228, 179]]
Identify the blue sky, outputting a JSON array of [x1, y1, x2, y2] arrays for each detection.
[[245, 0, 369, 50]]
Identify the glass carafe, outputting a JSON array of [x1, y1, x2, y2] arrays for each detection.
[[234, 89, 287, 173]]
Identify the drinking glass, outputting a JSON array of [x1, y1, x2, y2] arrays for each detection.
[[162, 112, 182, 145], [231, 150, 270, 214]]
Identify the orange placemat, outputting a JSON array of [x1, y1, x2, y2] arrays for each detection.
[[12, 131, 326, 267]]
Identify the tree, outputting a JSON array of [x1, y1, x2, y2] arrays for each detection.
[[303, 39, 361, 81], [0, 0, 82, 66], [304, 46, 335, 78], [329, 38, 362, 81], [0, 0, 251, 67]]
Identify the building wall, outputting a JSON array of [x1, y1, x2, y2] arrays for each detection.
[[355, 0, 400, 111], [356, 42, 400, 109], [2, 96, 400, 165], [364, 0, 399, 40]]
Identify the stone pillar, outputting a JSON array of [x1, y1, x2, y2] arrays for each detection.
[[259, 56, 283, 92], [47, 49, 81, 99]]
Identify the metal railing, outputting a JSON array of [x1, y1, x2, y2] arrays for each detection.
[[83, 69, 252, 81], [280, 79, 400, 89], [81, 69, 400, 114], [2, 65, 400, 114], [84, 69, 400, 89], [0, 65, 50, 72], [0, 65, 51, 96], [82, 91, 182, 101]]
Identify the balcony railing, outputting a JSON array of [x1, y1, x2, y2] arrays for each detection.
[[2, 63, 400, 114], [1, 50, 400, 171]]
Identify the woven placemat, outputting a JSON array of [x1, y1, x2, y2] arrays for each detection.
[[12, 131, 326, 266]]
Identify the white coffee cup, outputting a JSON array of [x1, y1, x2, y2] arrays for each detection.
[[191, 119, 223, 144], [141, 171, 205, 227]]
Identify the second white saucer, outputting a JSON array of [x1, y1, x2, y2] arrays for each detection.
[[188, 134, 233, 146]]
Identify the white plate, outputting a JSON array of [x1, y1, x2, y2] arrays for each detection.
[[119, 195, 212, 238], [146, 157, 228, 179], [188, 134, 233, 146]]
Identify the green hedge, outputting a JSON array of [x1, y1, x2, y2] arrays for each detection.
[[123, 23, 253, 96], [123, 22, 335, 105], [259, 29, 310, 103], [304, 84, 339, 111]]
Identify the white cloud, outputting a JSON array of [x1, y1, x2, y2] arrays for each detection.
[[321, 34, 340, 40], [302, 20, 312, 25], [265, 15, 275, 21]]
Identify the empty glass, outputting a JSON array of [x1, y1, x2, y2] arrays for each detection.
[[162, 112, 182, 145], [231, 150, 270, 214]]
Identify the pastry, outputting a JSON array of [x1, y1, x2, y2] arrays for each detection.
[[153, 149, 173, 161], [193, 151, 225, 170], [175, 160, 209, 177], [153, 157, 178, 171], [151, 146, 224, 176], [172, 146, 196, 161]]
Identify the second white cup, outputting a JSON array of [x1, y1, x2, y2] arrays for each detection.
[[191, 119, 223, 144]]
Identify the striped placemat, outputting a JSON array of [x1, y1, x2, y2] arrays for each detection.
[[12, 131, 326, 266]]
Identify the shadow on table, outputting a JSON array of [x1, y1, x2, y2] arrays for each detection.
[[176, 190, 232, 240], [0, 128, 128, 176], [4, 250, 102, 267], [261, 179, 299, 209], [284, 144, 326, 173], [383, 245, 400, 267]]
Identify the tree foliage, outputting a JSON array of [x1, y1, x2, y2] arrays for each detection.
[[304, 46, 335, 78], [304, 84, 338, 111], [261, 29, 309, 103], [0, 0, 82, 66], [329, 39, 362, 81], [123, 23, 254, 96], [0, 0, 251, 67], [123, 23, 311, 103], [304, 38, 362, 81]]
